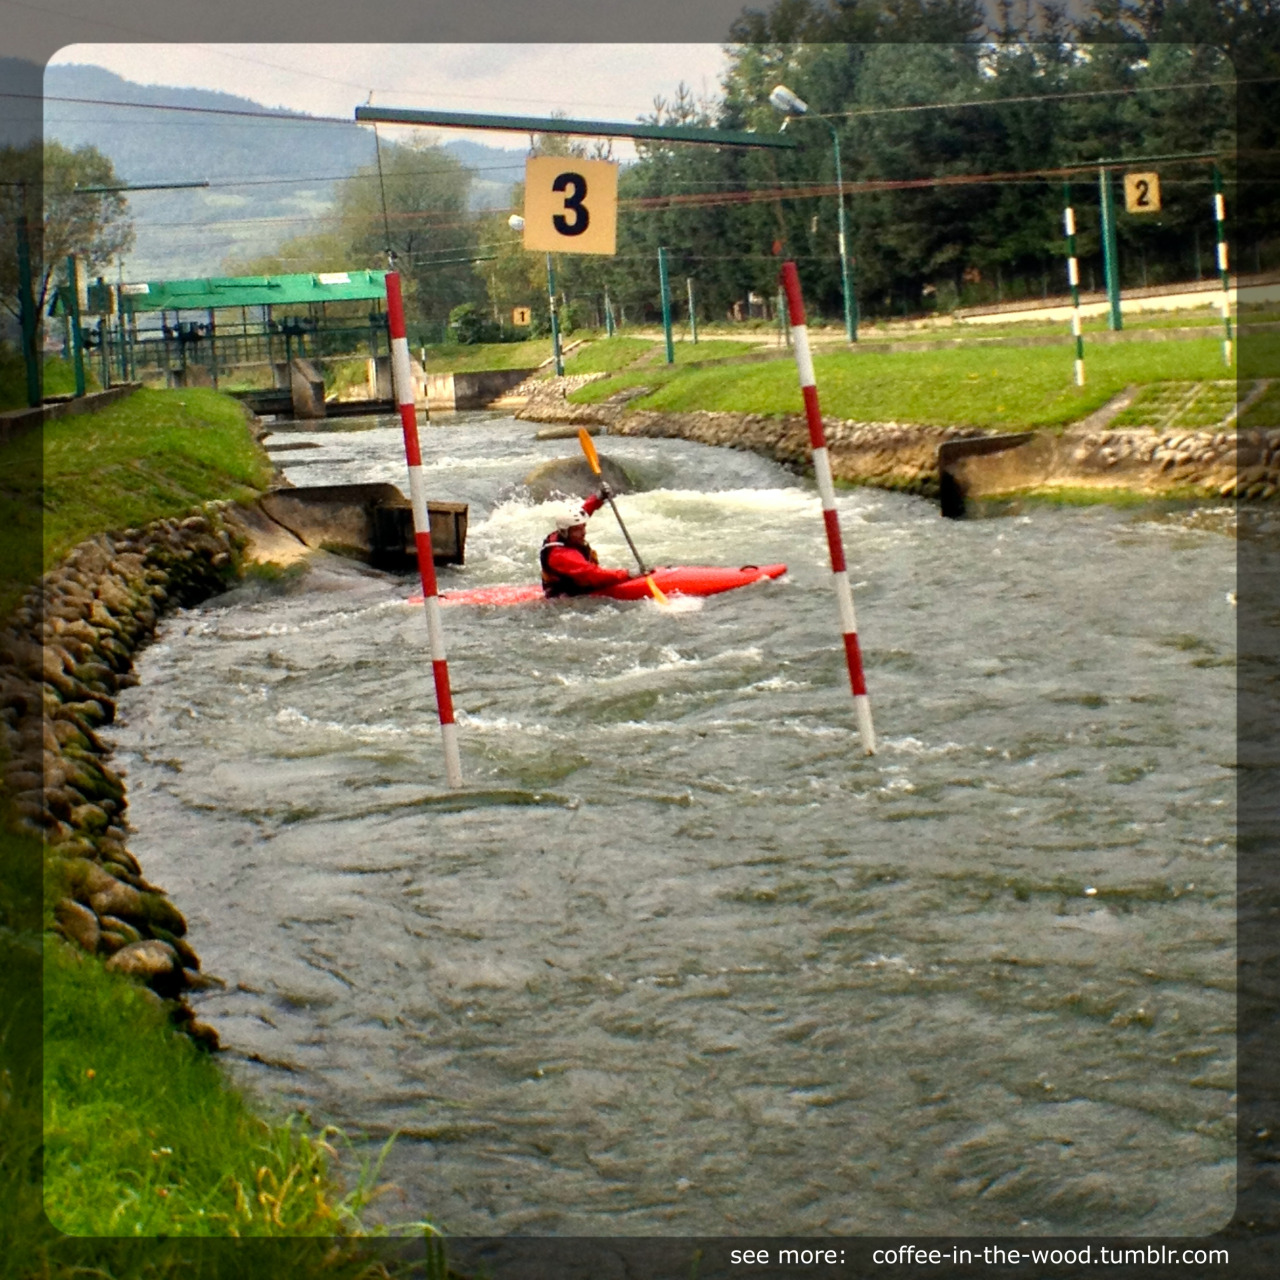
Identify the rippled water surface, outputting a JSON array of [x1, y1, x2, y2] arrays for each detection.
[[107, 413, 1237, 1236]]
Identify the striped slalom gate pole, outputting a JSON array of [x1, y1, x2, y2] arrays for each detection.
[[778, 260, 876, 756], [1212, 166, 1233, 367], [1062, 184, 1085, 387], [385, 271, 463, 789]]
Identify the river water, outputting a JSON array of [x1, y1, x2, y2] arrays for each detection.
[[105, 412, 1237, 1238]]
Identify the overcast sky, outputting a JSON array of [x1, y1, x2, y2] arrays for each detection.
[[46, 43, 735, 153]]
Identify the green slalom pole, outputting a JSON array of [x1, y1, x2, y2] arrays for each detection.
[[546, 253, 563, 376], [1098, 166, 1123, 331], [66, 256, 86, 398], [1212, 166, 1233, 367], [117, 276, 128, 383], [1062, 182, 1086, 387], [658, 247, 674, 364], [16, 213, 41, 407]]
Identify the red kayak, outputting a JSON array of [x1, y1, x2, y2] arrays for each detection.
[[414, 564, 787, 607]]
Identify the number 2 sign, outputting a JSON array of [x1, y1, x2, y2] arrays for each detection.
[[521, 156, 618, 255], [1123, 172, 1161, 214]]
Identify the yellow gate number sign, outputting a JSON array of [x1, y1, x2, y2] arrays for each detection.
[[522, 156, 618, 255], [1124, 172, 1161, 214], [512, 306, 531, 326]]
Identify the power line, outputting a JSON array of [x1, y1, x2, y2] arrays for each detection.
[[5, 89, 357, 125], [22, 72, 1268, 136], [626, 155, 1228, 212], [819, 74, 1263, 120]]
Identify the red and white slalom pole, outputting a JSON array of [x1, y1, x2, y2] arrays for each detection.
[[385, 271, 463, 788], [779, 261, 876, 756]]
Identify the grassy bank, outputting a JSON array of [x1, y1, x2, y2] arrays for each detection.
[[419, 338, 549, 373], [3, 834, 403, 1271], [569, 334, 1276, 429], [0, 386, 274, 618], [1, 389, 418, 1268], [42, 936, 379, 1238], [0, 353, 100, 411]]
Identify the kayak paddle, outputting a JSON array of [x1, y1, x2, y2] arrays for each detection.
[[576, 428, 668, 605]]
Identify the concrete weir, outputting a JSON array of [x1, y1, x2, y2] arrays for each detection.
[[255, 484, 467, 569]]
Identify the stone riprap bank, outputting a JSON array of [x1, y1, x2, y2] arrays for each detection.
[[517, 379, 1279, 500], [1, 507, 246, 1047]]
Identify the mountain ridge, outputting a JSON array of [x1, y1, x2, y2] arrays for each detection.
[[41, 62, 525, 279]]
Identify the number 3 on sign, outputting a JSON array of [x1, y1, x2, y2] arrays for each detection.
[[1123, 172, 1161, 214], [522, 156, 618, 255]]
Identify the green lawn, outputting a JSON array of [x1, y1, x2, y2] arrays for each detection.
[[42, 938, 379, 1238], [570, 334, 1269, 430], [1110, 381, 1241, 430], [0, 388, 417, 1263], [0, 354, 100, 411], [39, 388, 274, 568], [563, 335, 655, 375], [420, 339, 550, 373], [0, 386, 274, 624], [1241, 380, 1280, 428], [672, 338, 763, 364]]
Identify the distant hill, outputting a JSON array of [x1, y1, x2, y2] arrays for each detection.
[[41, 63, 524, 280]]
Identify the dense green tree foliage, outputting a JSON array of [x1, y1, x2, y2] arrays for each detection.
[[333, 136, 480, 333], [531, 0, 1255, 329], [0, 140, 134, 323], [211, 0, 1269, 335]]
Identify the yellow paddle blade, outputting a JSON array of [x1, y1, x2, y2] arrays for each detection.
[[577, 427, 602, 475], [646, 575, 669, 605]]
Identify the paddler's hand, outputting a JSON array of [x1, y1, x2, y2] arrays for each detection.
[[598, 481, 614, 499]]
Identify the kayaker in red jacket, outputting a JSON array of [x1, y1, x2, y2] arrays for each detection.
[[540, 489, 633, 597]]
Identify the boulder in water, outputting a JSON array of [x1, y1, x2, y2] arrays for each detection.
[[522, 455, 634, 502]]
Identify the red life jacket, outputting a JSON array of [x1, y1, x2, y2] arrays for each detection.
[[540, 530, 600, 596]]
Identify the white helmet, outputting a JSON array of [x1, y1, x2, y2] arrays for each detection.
[[555, 505, 589, 532]]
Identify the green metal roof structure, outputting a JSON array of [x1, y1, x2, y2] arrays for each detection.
[[115, 269, 389, 314]]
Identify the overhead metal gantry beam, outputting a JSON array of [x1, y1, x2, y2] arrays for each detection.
[[354, 105, 796, 149]]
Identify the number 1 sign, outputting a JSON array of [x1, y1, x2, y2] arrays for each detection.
[[522, 156, 618, 255]]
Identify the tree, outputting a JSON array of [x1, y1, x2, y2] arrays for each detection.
[[331, 134, 481, 333], [222, 230, 351, 278], [0, 140, 134, 324]]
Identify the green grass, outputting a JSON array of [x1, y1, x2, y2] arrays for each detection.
[[43, 938, 379, 1237], [0, 825, 410, 1267], [1110, 380, 1242, 430], [671, 338, 762, 364], [1241, 380, 1280, 429], [420, 339, 549, 373], [0, 354, 101, 411], [39, 387, 274, 568], [562, 335, 654, 375], [570, 335, 1265, 430], [0, 385, 273, 623]]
